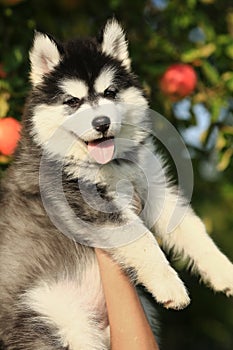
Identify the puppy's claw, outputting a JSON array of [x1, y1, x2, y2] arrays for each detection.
[[144, 272, 190, 310], [162, 295, 190, 310]]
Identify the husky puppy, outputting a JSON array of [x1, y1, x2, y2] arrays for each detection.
[[0, 19, 233, 350]]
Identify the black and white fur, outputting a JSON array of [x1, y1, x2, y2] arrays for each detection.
[[0, 19, 233, 350]]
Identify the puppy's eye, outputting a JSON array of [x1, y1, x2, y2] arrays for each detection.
[[63, 97, 80, 107], [104, 86, 118, 99]]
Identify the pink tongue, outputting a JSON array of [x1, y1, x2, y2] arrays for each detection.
[[87, 139, 115, 164]]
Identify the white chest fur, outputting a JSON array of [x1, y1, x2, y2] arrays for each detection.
[[21, 259, 110, 350]]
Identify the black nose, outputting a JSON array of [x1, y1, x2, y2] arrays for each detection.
[[92, 116, 110, 133]]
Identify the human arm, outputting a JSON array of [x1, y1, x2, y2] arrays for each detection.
[[95, 248, 160, 350]]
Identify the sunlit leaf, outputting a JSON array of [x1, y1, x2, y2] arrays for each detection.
[[217, 148, 233, 171], [221, 72, 233, 91], [181, 43, 216, 62], [200, 129, 208, 144], [225, 44, 233, 59], [221, 125, 233, 135], [215, 133, 226, 151], [225, 78, 233, 92], [193, 92, 208, 103], [0, 94, 10, 118], [217, 34, 232, 45], [0, 155, 11, 164]]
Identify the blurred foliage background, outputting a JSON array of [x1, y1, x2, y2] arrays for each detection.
[[0, 0, 233, 349]]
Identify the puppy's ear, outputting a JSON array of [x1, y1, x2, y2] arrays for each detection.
[[29, 32, 62, 86], [101, 19, 131, 71]]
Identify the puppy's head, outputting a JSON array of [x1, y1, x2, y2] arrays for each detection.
[[28, 19, 149, 166]]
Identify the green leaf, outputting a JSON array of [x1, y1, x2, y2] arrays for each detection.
[[215, 133, 226, 151], [181, 43, 216, 62], [221, 126, 233, 135], [226, 78, 233, 92], [0, 94, 10, 118], [217, 148, 233, 171], [187, 0, 197, 9], [0, 80, 11, 92], [14, 48, 23, 63], [210, 97, 226, 121], [222, 72, 233, 92], [225, 44, 233, 59], [201, 60, 220, 85]]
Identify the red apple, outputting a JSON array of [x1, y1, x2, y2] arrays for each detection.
[[0, 117, 21, 156], [160, 64, 197, 100]]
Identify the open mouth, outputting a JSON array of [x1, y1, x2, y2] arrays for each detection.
[[85, 136, 115, 164]]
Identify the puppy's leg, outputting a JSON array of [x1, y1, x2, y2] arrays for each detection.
[[108, 230, 190, 309], [150, 188, 233, 296], [1, 307, 66, 350], [19, 276, 110, 350], [1, 298, 110, 350]]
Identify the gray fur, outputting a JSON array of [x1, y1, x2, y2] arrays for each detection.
[[0, 25, 157, 348], [2, 19, 233, 349]]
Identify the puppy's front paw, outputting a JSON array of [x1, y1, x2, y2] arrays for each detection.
[[140, 266, 190, 310], [197, 253, 233, 296], [205, 273, 233, 297], [113, 231, 191, 310], [156, 277, 190, 310]]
